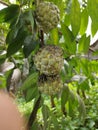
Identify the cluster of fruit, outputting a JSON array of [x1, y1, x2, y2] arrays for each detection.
[[34, 45, 64, 95], [34, 1, 64, 95]]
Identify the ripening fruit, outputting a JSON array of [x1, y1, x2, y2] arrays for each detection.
[[38, 74, 63, 95], [34, 45, 64, 76], [35, 1, 60, 32]]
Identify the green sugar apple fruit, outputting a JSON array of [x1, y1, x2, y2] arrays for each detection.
[[35, 2, 60, 32], [38, 74, 63, 95], [34, 45, 64, 76]]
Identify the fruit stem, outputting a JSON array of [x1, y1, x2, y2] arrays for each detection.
[[39, 30, 44, 47], [50, 96, 56, 108], [35, 0, 43, 6]]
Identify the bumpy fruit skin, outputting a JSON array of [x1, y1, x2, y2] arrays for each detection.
[[35, 2, 60, 32], [34, 45, 64, 75], [38, 75, 63, 95]]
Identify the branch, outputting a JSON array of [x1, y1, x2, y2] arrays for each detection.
[[90, 39, 98, 48], [0, 0, 9, 6], [89, 47, 95, 52], [28, 95, 41, 129]]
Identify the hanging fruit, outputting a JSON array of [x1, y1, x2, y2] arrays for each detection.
[[38, 74, 63, 95], [34, 45, 64, 76], [35, 1, 60, 32]]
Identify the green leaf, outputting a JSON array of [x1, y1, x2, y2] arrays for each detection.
[[42, 104, 50, 120], [68, 98, 74, 116], [84, 35, 90, 53], [0, 52, 6, 64], [68, 90, 78, 116], [0, 59, 5, 64], [6, 27, 28, 57], [61, 86, 69, 108], [7, 41, 23, 57], [77, 94, 86, 119], [28, 9, 34, 33], [91, 21, 98, 36], [25, 86, 39, 102], [42, 105, 50, 129], [31, 121, 39, 130], [71, 0, 81, 37], [69, 90, 77, 103], [0, 4, 20, 23], [70, 40, 77, 54], [6, 26, 20, 44], [87, 0, 98, 36], [78, 80, 90, 91], [79, 59, 90, 76], [21, 10, 34, 27], [80, 8, 88, 35], [51, 114, 60, 129], [21, 72, 38, 91], [23, 36, 39, 58], [61, 24, 74, 44], [0, 75, 6, 88], [61, 24, 76, 54], [64, 14, 71, 26], [78, 34, 90, 53]]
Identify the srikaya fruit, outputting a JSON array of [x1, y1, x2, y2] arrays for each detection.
[[34, 45, 64, 76], [35, 1, 60, 32], [38, 74, 63, 95]]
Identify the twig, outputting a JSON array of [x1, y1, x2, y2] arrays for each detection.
[[28, 95, 41, 129], [0, 0, 9, 6]]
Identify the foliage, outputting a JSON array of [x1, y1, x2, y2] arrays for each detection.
[[18, 84, 98, 130], [0, 0, 98, 129]]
